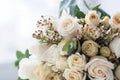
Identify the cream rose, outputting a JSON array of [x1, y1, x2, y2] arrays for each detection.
[[85, 11, 99, 26], [67, 52, 86, 71], [55, 56, 68, 71], [57, 12, 78, 39], [109, 37, 120, 58], [85, 56, 114, 80], [82, 40, 99, 57], [115, 65, 120, 80], [111, 12, 120, 29], [35, 63, 52, 80], [63, 69, 85, 80], [18, 58, 52, 80]]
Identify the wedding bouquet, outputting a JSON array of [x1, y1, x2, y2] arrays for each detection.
[[15, 1, 120, 80]]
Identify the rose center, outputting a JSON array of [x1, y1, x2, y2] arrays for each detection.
[[114, 16, 120, 24], [98, 70, 105, 77], [85, 43, 92, 52], [69, 73, 75, 80], [74, 57, 78, 61], [36, 71, 40, 77], [62, 19, 73, 29], [90, 14, 97, 20], [73, 56, 80, 65], [35, 68, 41, 78]]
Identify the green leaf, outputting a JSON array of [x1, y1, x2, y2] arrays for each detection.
[[62, 39, 77, 55], [15, 49, 31, 68], [69, 39, 77, 54], [59, 0, 85, 18], [73, 39, 77, 49], [75, 6, 85, 18], [59, 0, 77, 17], [62, 40, 71, 52], [18, 77, 29, 80], [15, 60, 20, 67], [97, 8, 110, 18], [25, 49, 30, 58], [92, 4, 101, 10], [83, 0, 90, 10], [16, 51, 24, 59], [77, 40, 81, 53], [92, 4, 110, 18], [69, 6, 76, 16]]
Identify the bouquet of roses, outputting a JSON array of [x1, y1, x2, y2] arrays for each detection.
[[15, 1, 120, 80]]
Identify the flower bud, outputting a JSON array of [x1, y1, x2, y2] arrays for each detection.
[[115, 65, 120, 80], [82, 40, 99, 57], [100, 16, 110, 29], [100, 46, 111, 57]]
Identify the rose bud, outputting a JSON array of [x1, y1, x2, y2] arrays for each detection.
[[82, 40, 100, 57], [100, 16, 110, 29], [100, 46, 111, 57], [115, 65, 120, 80]]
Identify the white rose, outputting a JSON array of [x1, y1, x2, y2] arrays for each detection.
[[18, 58, 39, 80], [46, 42, 69, 72], [85, 56, 114, 80], [57, 12, 78, 39], [63, 69, 86, 80], [36, 43, 68, 72], [85, 11, 99, 26], [55, 56, 68, 71], [109, 37, 120, 58], [111, 12, 120, 29], [115, 65, 120, 80], [29, 43, 51, 57], [67, 52, 86, 71], [82, 40, 100, 57], [18, 58, 52, 80], [32, 44, 58, 64]]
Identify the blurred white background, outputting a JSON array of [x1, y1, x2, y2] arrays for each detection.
[[0, 0, 120, 80], [0, 0, 59, 79], [0, 0, 59, 63]]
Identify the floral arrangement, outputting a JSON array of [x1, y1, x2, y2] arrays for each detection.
[[15, 1, 120, 80]]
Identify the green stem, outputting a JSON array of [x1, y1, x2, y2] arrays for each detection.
[[97, 8, 110, 18], [83, 0, 90, 10]]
